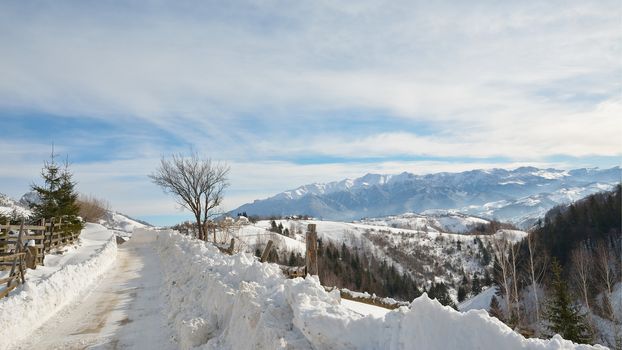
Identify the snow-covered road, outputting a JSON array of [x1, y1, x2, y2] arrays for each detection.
[[2, 227, 607, 350], [12, 230, 175, 350]]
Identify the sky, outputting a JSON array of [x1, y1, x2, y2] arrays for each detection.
[[0, 0, 620, 226]]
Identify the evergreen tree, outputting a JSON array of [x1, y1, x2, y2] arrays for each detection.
[[31, 153, 63, 219], [483, 269, 493, 286], [288, 251, 296, 266], [57, 162, 80, 218], [31, 154, 82, 233], [489, 295, 505, 322], [471, 274, 482, 295], [545, 259, 593, 344], [457, 285, 468, 302], [428, 282, 457, 309]]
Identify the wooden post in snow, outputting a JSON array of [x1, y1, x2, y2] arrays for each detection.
[[226, 238, 235, 254], [260, 240, 274, 263], [306, 224, 318, 276]]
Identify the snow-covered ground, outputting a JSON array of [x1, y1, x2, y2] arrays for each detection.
[[0, 226, 608, 349], [0, 193, 31, 218], [155, 229, 604, 349], [359, 212, 490, 234], [228, 218, 525, 294], [341, 299, 391, 318], [0, 224, 117, 350], [100, 210, 149, 234], [459, 286, 498, 312]]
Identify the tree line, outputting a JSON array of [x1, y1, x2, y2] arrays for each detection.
[[489, 185, 621, 346]]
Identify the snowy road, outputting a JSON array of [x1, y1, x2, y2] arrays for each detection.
[[13, 230, 176, 350]]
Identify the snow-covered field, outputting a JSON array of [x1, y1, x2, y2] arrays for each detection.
[[155, 229, 604, 349], [0, 224, 117, 350], [228, 218, 526, 293], [358, 211, 490, 233], [0, 225, 608, 349]]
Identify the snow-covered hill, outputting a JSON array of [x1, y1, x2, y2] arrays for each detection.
[[358, 212, 490, 233], [99, 211, 150, 233], [0, 193, 31, 218], [230, 166, 621, 228], [156, 229, 603, 349], [229, 218, 526, 299]]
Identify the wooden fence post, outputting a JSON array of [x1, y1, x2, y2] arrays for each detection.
[[306, 224, 318, 276], [226, 238, 235, 254], [260, 240, 274, 263]]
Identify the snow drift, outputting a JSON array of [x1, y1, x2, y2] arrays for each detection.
[[155, 229, 605, 350], [0, 224, 117, 350]]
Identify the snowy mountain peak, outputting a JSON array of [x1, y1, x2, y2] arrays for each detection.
[[0, 192, 32, 218], [230, 166, 621, 226]]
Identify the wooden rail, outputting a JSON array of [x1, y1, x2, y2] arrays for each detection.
[[0, 222, 28, 299], [0, 217, 81, 298], [324, 286, 410, 310]]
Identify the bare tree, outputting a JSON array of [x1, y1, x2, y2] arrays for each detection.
[[77, 194, 110, 222], [509, 241, 521, 324], [595, 240, 615, 296], [491, 233, 513, 320], [526, 232, 547, 323], [571, 243, 593, 313], [150, 152, 229, 241]]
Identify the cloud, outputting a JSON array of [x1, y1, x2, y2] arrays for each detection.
[[0, 0, 620, 224]]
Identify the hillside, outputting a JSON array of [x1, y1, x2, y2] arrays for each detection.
[[532, 184, 621, 268], [229, 166, 620, 228], [228, 217, 525, 304], [0, 191, 149, 233], [0, 193, 31, 218]]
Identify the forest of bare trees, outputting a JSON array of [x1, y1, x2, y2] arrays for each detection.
[[489, 186, 621, 347]]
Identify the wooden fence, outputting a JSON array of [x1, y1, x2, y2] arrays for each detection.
[[0, 218, 80, 298]]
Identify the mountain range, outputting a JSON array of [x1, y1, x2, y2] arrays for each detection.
[[230, 166, 621, 228]]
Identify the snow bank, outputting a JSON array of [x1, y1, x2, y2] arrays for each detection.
[[155, 229, 605, 350], [154, 228, 312, 349], [0, 225, 117, 350], [286, 279, 605, 350]]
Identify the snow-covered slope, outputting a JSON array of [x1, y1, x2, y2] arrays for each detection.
[[230, 219, 525, 296], [230, 166, 621, 227], [99, 211, 150, 233], [155, 229, 603, 349], [358, 212, 490, 233], [0, 192, 31, 218]]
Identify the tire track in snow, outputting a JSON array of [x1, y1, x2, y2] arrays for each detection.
[[12, 231, 175, 350]]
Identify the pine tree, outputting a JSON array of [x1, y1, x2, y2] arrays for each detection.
[[471, 274, 482, 295], [31, 153, 82, 233], [428, 282, 457, 309], [489, 295, 505, 322], [545, 259, 593, 344], [270, 220, 278, 232], [31, 153, 63, 219], [57, 162, 80, 217], [458, 285, 468, 302]]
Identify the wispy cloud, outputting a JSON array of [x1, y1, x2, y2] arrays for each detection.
[[0, 0, 619, 223]]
